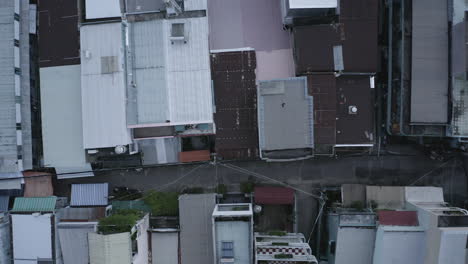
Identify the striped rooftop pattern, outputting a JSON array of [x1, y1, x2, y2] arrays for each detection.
[[11, 196, 57, 212], [71, 183, 109, 207]]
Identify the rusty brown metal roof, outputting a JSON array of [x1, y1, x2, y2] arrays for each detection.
[[211, 51, 259, 160], [23, 171, 54, 197], [336, 76, 374, 145], [378, 211, 419, 226], [254, 187, 294, 205], [38, 0, 80, 67]]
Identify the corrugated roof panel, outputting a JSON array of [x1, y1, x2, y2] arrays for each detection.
[[378, 211, 419, 226], [71, 183, 109, 207], [130, 20, 169, 124], [58, 224, 96, 264], [40, 66, 92, 172], [258, 77, 314, 151], [11, 196, 57, 212], [0, 4, 19, 173], [179, 194, 216, 264], [88, 232, 132, 264], [80, 23, 132, 149], [254, 187, 294, 205], [166, 17, 213, 124], [0, 196, 9, 212], [129, 17, 214, 125], [410, 0, 449, 123]]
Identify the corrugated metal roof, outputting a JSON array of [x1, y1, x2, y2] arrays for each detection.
[[179, 194, 216, 264], [11, 196, 57, 212], [59, 207, 106, 221], [71, 183, 109, 207], [88, 232, 132, 264], [258, 77, 314, 151], [378, 211, 419, 226], [38, 0, 80, 67], [111, 200, 151, 213], [40, 66, 92, 173], [0, 3, 19, 173], [410, 0, 448, 123], [254, 187, 294, 205], [128, 17, 214, 126], [179, 150, 211, 163], [0, 196, 9, 212], [58, 223, 96, 264], [23, 171, 54, 197], [80, 23, 132, 149]]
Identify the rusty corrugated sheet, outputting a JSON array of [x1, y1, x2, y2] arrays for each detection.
[[23, 171, 54, 197], [179, 150, 211, 163], [254, 187, 294, 205], [336, 76, 374, 144], [211, 51, 259, 160], [378, 211, 419, 226], [38, 0, 80, 67], [307, 75, 336, 145]]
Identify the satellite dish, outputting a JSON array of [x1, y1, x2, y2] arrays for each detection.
[[254, 205, 262, 214], [115, 145, 127, 155]]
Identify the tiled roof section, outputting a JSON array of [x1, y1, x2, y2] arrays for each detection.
[[255, 187, 294, 205], [211, 50, 259, 160], [307, 75, 336, 145], [0, 196, 9, 212], [71, 183, 109, 207], [23, 171, 54, 197], [11, 196, 57, 212], [378, 211, 419, 226]]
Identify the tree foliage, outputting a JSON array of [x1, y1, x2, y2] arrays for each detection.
[[143, 191, 179, 216]]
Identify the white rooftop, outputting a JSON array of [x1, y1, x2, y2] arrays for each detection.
[[212, 204, 253, 217], [289, 0, 337, 9]]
